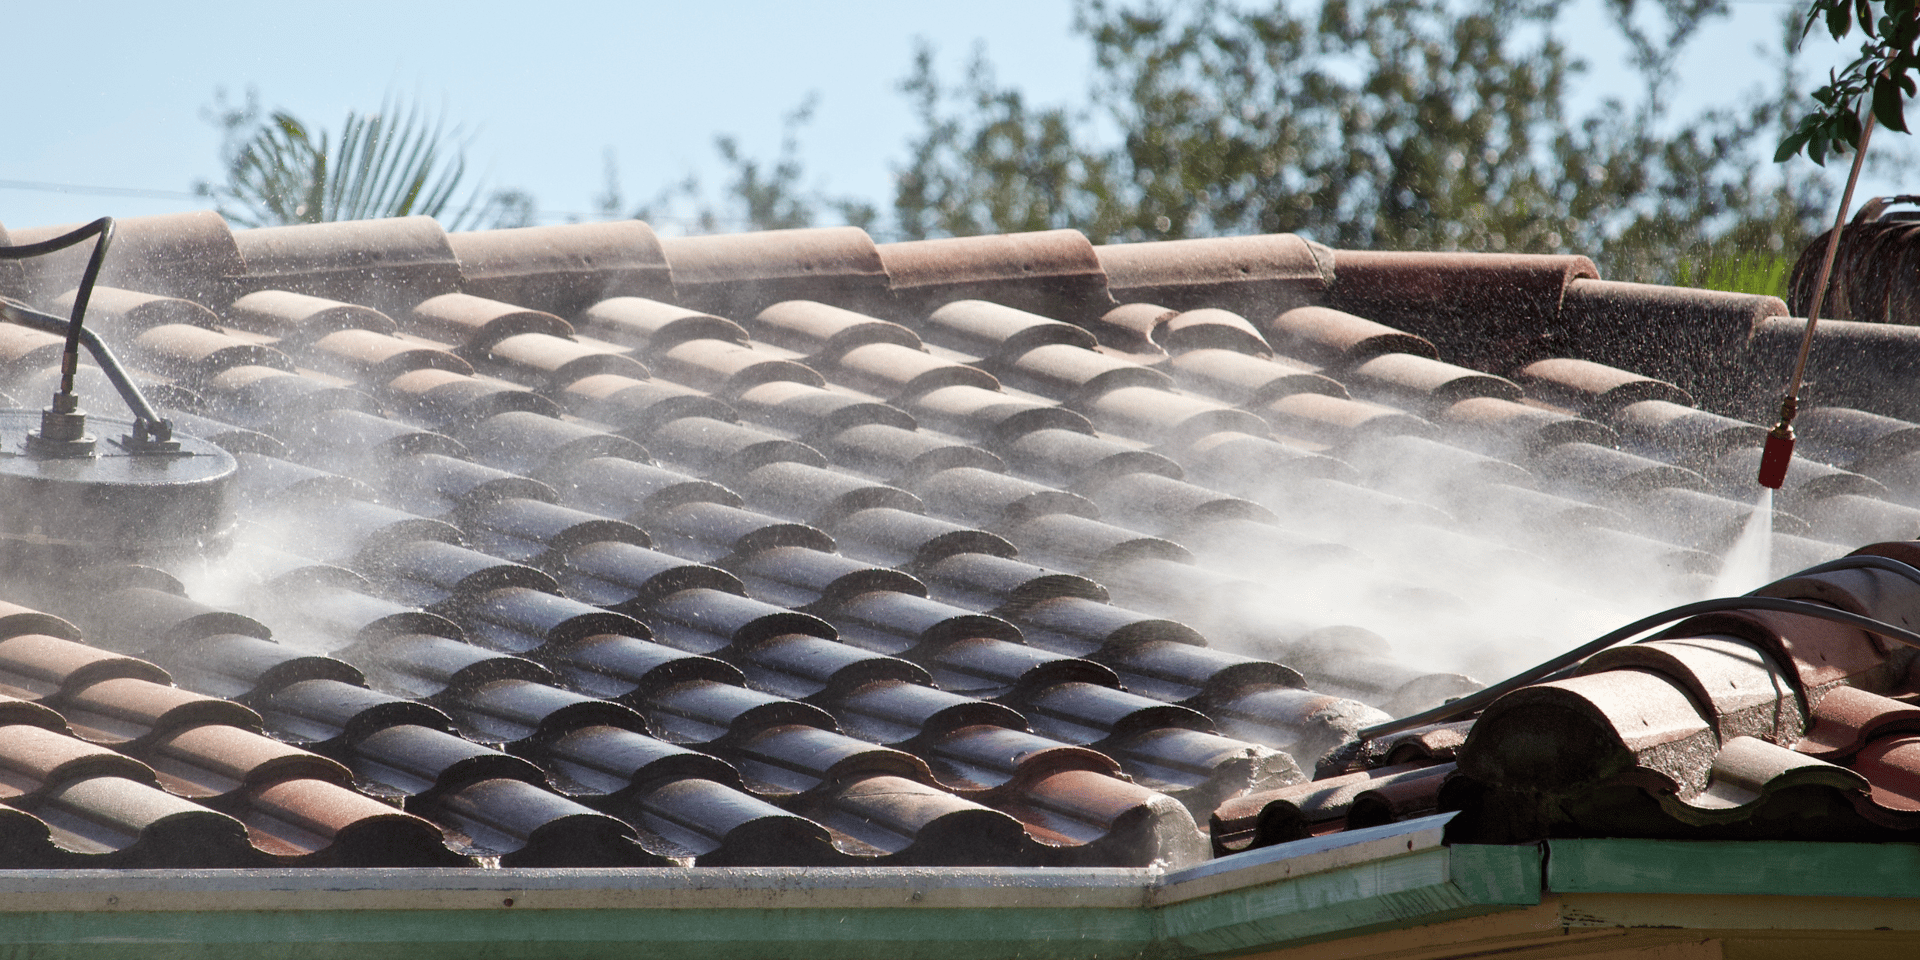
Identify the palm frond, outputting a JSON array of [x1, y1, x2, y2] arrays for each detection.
[[204, 92, 518, 229]]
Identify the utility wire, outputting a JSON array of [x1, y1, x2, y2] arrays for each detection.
[[0, 178, 789, 233], [3, 176, 897, 241], [0, 179, 200, 201]]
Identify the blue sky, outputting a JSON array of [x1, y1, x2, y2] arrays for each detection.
[[0, 0, 1883, 236]]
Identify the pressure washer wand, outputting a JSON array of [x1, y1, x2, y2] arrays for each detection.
[[1761, 112, 1877, 489]]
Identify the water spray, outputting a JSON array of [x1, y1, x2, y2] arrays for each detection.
[[1354, 553, 1920, 743], [1761, 112, 1877, 489]]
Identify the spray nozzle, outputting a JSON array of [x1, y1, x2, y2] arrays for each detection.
[[1758, 397, 1796, 489]]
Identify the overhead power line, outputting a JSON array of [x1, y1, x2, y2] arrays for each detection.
[[0, 179, 201, 201], [0, 178, 887, 237]]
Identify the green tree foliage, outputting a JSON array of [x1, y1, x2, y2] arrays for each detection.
[[197, 88, 533, 230], [1778, 0, 1920, 163], [892, 0, 1837, 284], [1674, 239, 1795, 297]]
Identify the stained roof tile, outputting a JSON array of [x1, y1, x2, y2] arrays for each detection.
[[231, 216, 461, 312], [13, 209, 1920, 876], [12, 210, 242, 305], [1095, 234, 1330, 320], [447, 221, 673, 317], [55, 286, 221, 339], [1516, 357, 1693, 416], [880, 230, 1111, 323], [659, 227, 889, 320]]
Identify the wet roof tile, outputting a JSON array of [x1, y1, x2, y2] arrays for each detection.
[[305, 328, 472, 383], [225, 289, 397, 340], [231, 216, 461, 312], [577, 297, 749, 355], [659, 227, 889, 320], [21, 774, 260, 866], [1095, 234, 1331, 320], [447, 221, 673, 318], [11, 211, 243, 305], [1515, 357, 1693, 417], [1157, 308, 1273, 356], [1325, 250, 1598, 365], [131, 324, 293, 385], [409, 292, 574, 353], [901, 385, 1092, 442], [55, 286, 221, 339], [1566, 279, 1786, 411], [1168, 348, 1346, 407], [880, 231, 1110, 323], [16, 209, 1920, 875]]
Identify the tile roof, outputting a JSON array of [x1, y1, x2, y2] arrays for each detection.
[[0, 210, 1918, 873]]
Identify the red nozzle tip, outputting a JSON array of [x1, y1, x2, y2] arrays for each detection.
[[1758, 427, 1795, 489]]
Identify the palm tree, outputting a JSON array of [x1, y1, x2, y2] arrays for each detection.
[[197, 90, 533, 229]]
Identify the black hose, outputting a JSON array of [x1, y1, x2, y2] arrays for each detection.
[[0, 218, 114, 398], [1355, 592, 1920, 742], [0, 218, 173, 442], [1781, 553, 1920, 591]]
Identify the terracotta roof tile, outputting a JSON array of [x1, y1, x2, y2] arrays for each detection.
[[1087, 385, 1269, 443], [1516, 357, 1693, 416], [17, 210, 1920, 874], [1157, 308, 1274, 356], [1095, 234, 1331, 320], [21, 774, 258, 866], [578, 297, 749, 355], [660, 227, 889, 319], [51, 286, 221, 339], [598, 774, 836, 865], [1556, 279, 1786, 410], [232, 216, 460, 312], [880, 230, 1111, 323], [1325, 250, 1598, 365], [241, 776, 463, 865], [11, 211, 242, 305], [913, 555, 1097, 615], [225, 289, 397, 340], [305, 327, 471, 383], [447, 221, 672, 317], [901, 385, 1091, 442], [1461, 668, 1719, 796], [408, 292, 573, 353]]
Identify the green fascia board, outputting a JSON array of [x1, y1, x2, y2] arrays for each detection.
[[1546, 838, 1920, 899], [15, 828, 1920, 960], [1153, 818, 1541, 959], [0, 906, 1155, 960], [0, 817, 1547, 960]]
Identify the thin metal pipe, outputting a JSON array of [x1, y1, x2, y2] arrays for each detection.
[[1784, 112, 1877, 417], [0, 300, 171, 441]]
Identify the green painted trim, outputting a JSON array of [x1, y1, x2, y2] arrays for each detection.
[[1155, 843, 1541, 959], [1547, 838, 1920, 899], [1446, 843, 1542, 905], [0, 820, 1552, 960], [0, 856, 1534, 960], [0, 907, 1154, 960], [19, 837, 1920, 959]]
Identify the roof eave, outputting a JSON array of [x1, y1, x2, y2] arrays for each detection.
[[8, 820, 1919, 959], [0, 814, 1534, 960]]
